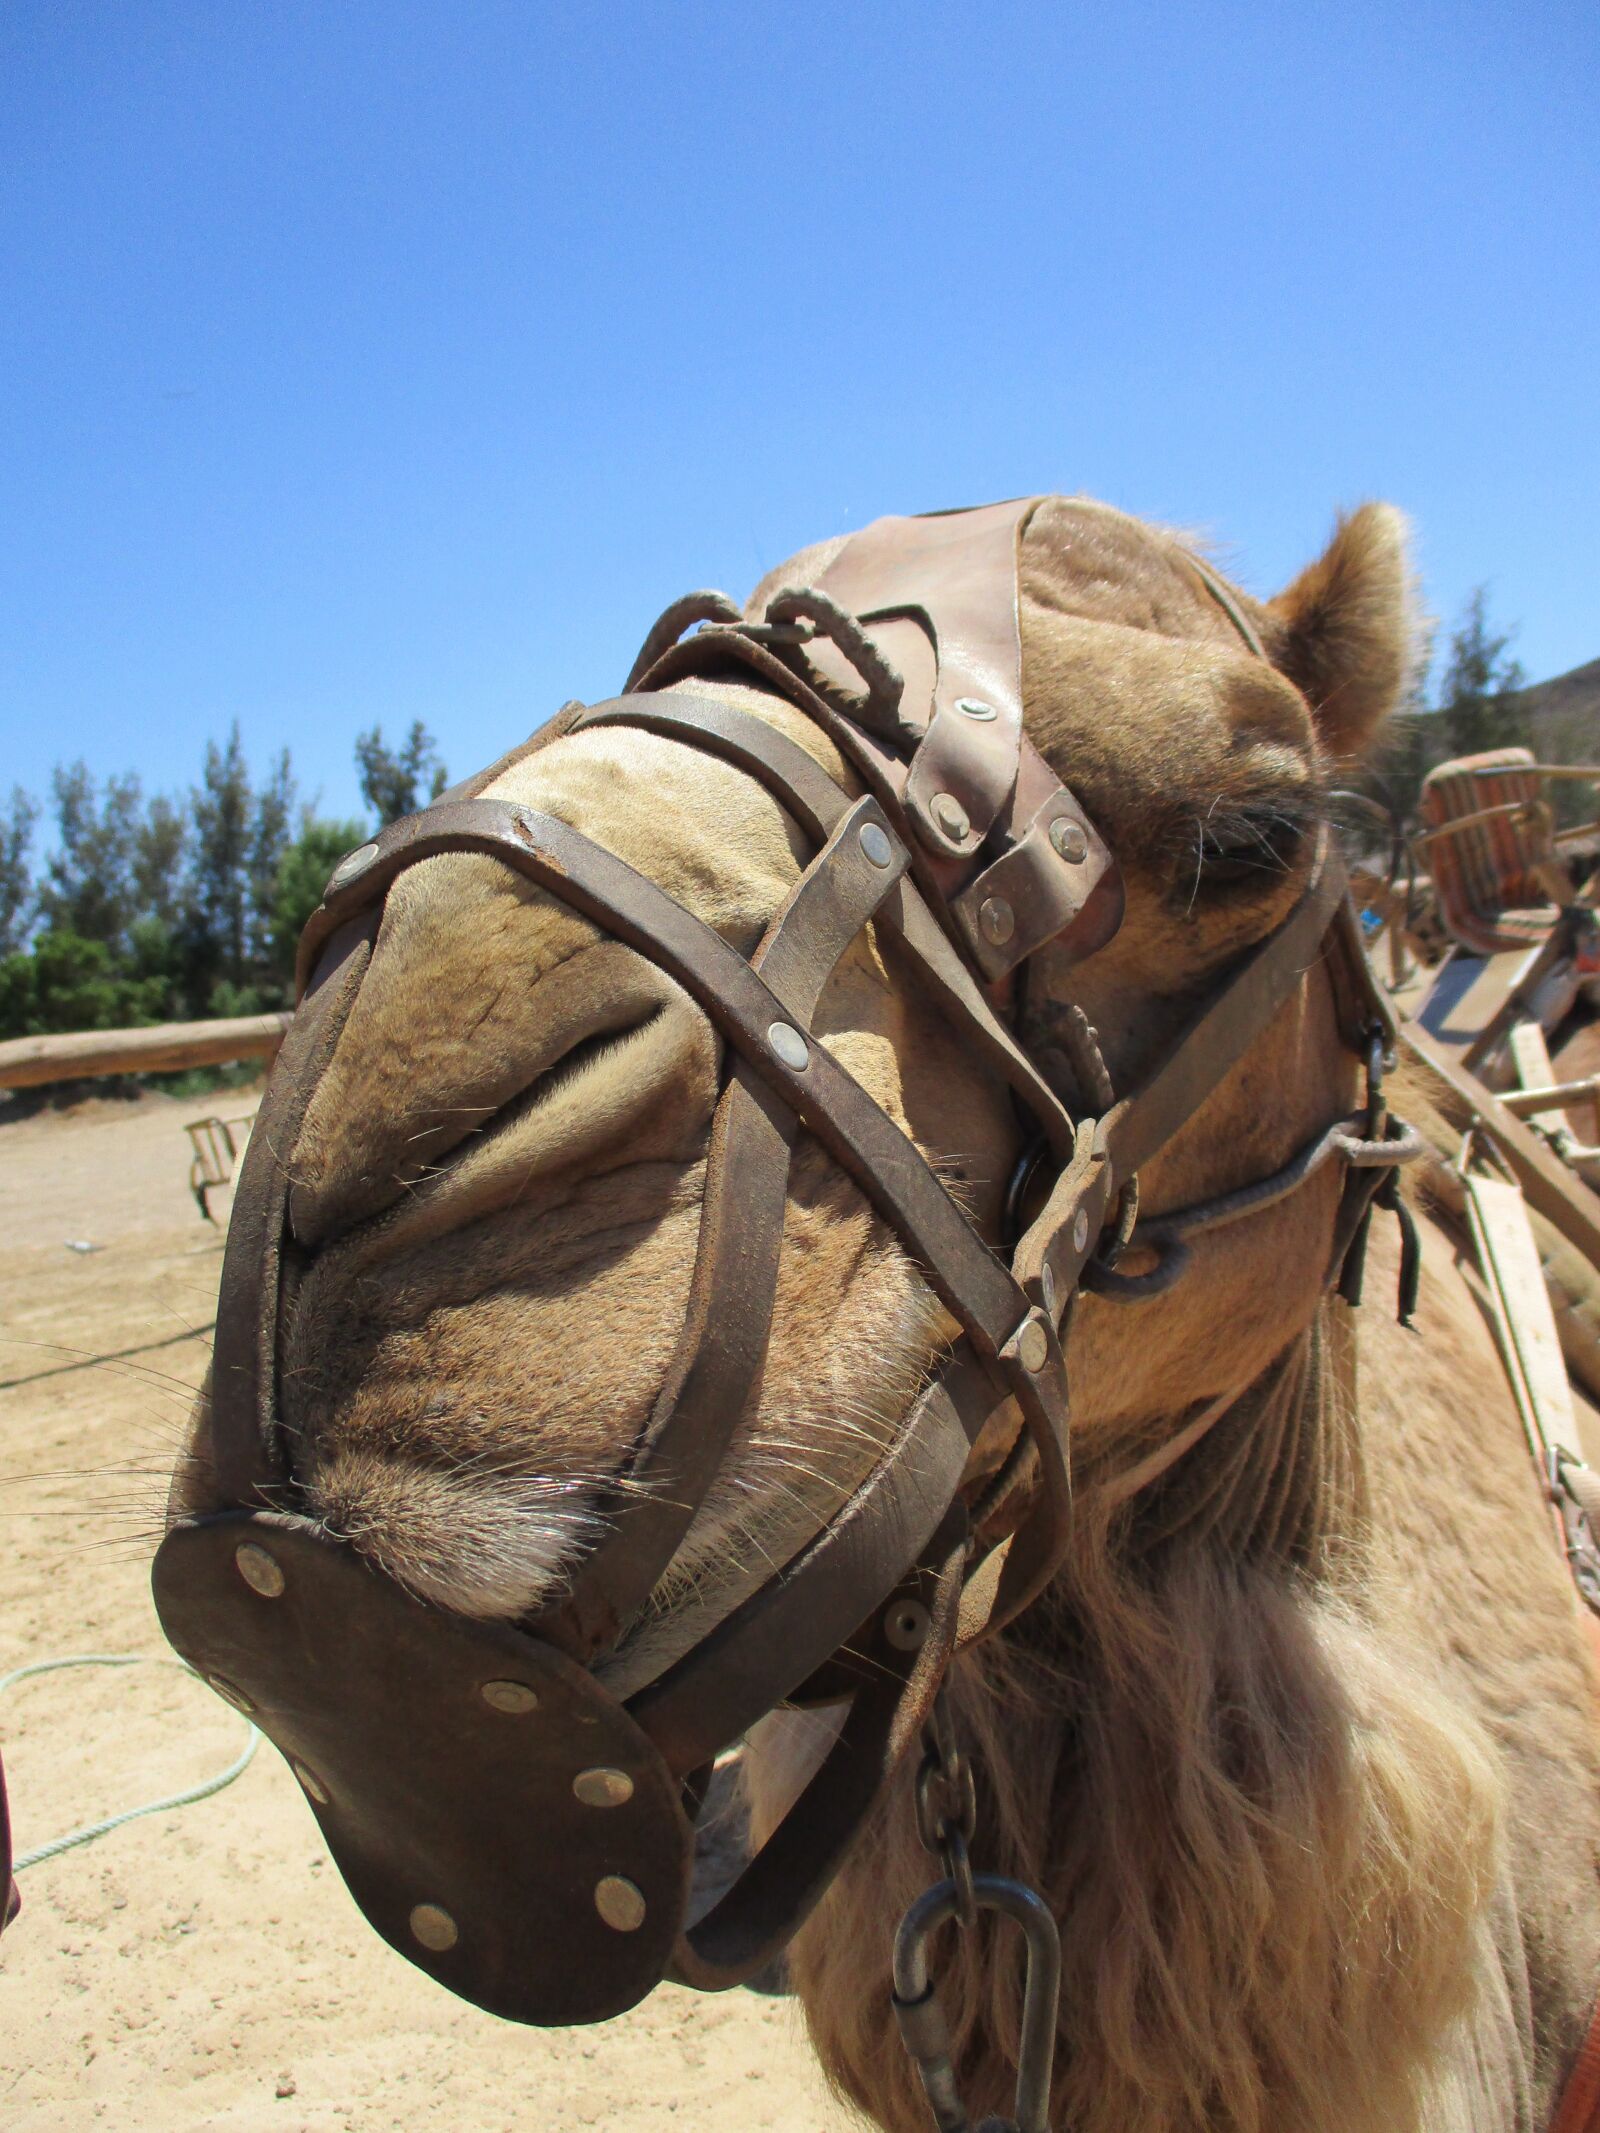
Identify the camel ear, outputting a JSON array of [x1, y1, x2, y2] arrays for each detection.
[[1266, 504, 1418, 760]]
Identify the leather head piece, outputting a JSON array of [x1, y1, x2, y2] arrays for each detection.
[[154, 1514, 693, 2025]]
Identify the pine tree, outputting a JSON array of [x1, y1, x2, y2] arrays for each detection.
[[185, 724, 255, 1001], [0, 788, 36, 956], [271, 816, 368, 985], [1437, 588, 1527, 759], [248, 749, 297, 973], [37, 765, 145, 953], [132, 794, 188, 931], [355, 721, 448, 825]]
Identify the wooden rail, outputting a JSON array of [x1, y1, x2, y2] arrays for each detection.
[[0, 1012, 291, 1091], [1401, 1023, 1600, 1270]]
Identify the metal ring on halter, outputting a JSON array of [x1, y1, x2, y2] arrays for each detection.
[[1003, 1134, 1049, 1253], [1080, 1231, 1192, 1304]]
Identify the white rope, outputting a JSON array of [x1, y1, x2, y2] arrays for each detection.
[[0, 1654, 259, 1871]]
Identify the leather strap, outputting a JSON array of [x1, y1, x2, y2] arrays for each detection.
[[1550, 2006, 1600, 2133], [573, 695, 1077, 1162], [814, 503, 1125, 979], [211, 913, 376, 1507], [817, 503, 1035, 747], [0, 1746, 16, 1935], [294, 799, 1068, 1637], [628, 1345, 1003, 1768], [552, 795, 914, 1657], [300, 807, 1031, 1356], [668, 1512, 970, 1991], [1100, 834, 1360, 1188], [630, 503, 1124, 981]]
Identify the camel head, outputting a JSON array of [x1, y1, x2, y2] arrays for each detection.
[[170, 497, 1416, 1674]]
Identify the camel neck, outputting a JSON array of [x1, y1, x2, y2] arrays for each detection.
[[1107, 1304, 1363, 1570]]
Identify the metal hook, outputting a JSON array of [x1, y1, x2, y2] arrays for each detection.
[[891, 1873, 1062, 2133]]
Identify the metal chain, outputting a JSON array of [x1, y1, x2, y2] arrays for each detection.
[[914, 1689, 979, 1928], [891, 1686, 1062, 2133]]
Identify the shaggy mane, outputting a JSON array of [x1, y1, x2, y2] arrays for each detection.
[[785, 1311, 1503, 2133]]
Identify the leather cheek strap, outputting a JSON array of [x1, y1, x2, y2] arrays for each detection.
[[543, 793, 916, 1660], [209, 912, 377, 1508], [1098, 833, 1360, 1189]]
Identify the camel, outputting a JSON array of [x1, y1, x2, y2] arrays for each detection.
[[167, 496, 1600, 2132]]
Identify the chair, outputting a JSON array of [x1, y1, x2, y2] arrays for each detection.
[[1417, 748, 1569, 957], [186, 1113, 257, 1222]]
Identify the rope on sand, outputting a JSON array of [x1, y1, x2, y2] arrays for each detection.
[[0, 1654, 258, 1870]]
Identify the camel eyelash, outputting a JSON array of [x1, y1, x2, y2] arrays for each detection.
[[1193, 800, 1313, 887]]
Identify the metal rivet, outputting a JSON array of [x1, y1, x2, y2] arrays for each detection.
[[1040, 1264, 1057, 1316], [979, 896, 1015, 947], [594, 1876, 647, 1933], [409, 1903, 458, 1953], [1017, 1318, 1050, 1373], [234, 1542, 285, 1599], [292, 1761, 329, 1806], [481, 1679, 539, 1715], [930, 792, 970, 843], [1072, 1208, 1090, 1255], [954, 697, 998, 721], [206, 1675, 254, 1715], [327, 842, 379, 893], [768, 1021, 810, 1072], [883, 1598, 931, 1653], [1049, 818, 1089, 866], [859, 821, 894, 869], [573, 1767, 635, 1808]]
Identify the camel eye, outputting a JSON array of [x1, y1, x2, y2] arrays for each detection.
[[1196, 808, 1308, 888]]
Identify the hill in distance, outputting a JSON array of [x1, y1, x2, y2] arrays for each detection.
[[1519, 656, 1600, 767]]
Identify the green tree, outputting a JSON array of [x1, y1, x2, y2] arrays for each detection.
[[0, 929, 170, 1040], [180, 725, 296, 1009], [270, 816, 367, 987], [248, 749, 296, 972], [356, 720, 447, 825], [32, 765, 190, 970], [0, 769, 193, 1040], [133, 793, 188, 931], [0, 787, 36, 956], [1438, 587, 1527, 759], [36, 765, 145, 953], [185, 725, 254, 997]]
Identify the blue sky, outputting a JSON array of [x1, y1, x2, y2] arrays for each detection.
[[2, 1, 1596, 826]]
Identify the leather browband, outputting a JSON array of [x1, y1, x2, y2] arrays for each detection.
[[153, 498, 1410, 2028]]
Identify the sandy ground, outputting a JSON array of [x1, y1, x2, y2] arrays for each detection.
[[0, 1091, 857, 2130]]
